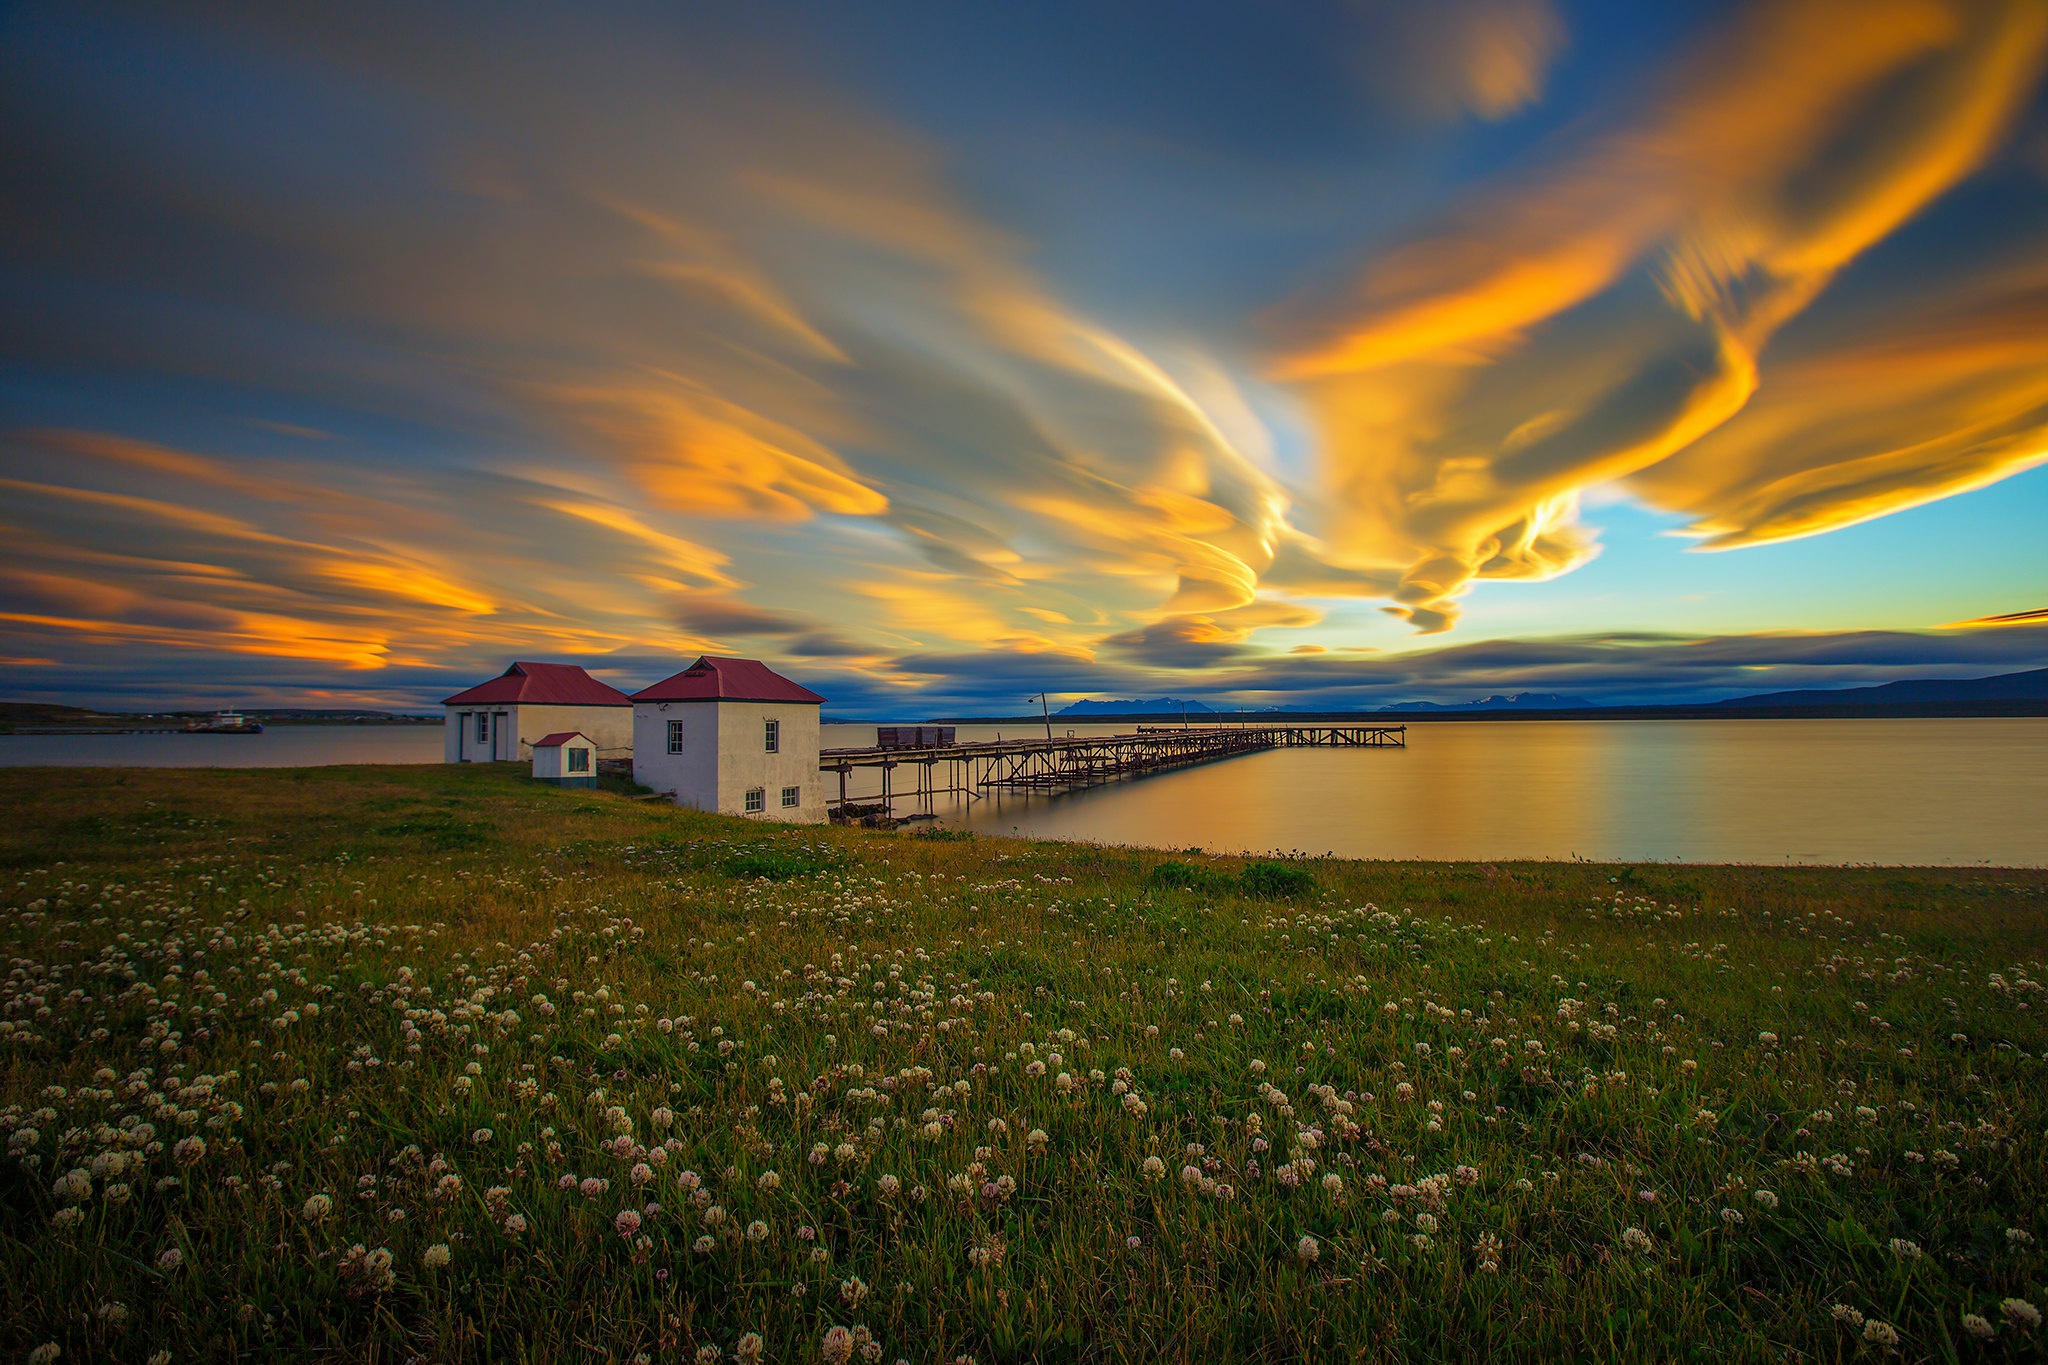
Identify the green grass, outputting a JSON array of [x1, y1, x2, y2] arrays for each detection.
[[1, 763, 2044, 1363]]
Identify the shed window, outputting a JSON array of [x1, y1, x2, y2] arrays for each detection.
[[781, 785, 800, 808], [476, 712, 490, 744], [667, 719, 685, 755], [763, 718, 780, 753], [567, 748, 591, 774], [744, 787, 765, 813]]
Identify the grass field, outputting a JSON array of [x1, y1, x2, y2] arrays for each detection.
[[1, 762, 2044, 1363]]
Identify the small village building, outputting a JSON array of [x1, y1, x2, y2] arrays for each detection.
[[630, 656, 826, 823], [442, 661, 632, 763], [530, 732, 599, 787]]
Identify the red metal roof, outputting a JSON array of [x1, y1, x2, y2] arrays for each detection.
[[631, 656, 826, 705], [531, 731, 593, 748], [442, 662, 631, 707]]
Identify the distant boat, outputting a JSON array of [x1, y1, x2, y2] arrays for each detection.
[[186, 710, 263, 734]]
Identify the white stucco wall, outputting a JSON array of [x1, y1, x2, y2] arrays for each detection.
[[445, 704, 632, 762], [445, 705, 512, 762], [632, 701, 825, 823]]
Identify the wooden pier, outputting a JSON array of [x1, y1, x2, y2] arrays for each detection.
[[820, 722, 1405, 819]]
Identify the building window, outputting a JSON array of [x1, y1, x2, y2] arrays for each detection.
[[763, 718, 780, 753], [567, 748, 591, 774], [667, 719, 685, 755], [781, 785, 800, 807], [744, 787, 765, 813], [477, 712, 490, 744]]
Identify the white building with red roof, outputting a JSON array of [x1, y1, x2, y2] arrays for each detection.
[[630, 656, 827, 823], [441, 661, 632, 763]]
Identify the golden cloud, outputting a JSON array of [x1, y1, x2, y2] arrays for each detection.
[[1272, 0, 2048, 631]]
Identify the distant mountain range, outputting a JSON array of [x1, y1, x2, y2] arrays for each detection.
[[1056, 697, 1216, 716], [940, 667, 2048, 724], [1377, 692, 1593, 712], [1705, 666, 2048, 709]]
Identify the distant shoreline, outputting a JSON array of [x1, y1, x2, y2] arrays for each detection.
[[0, 711, 443, 735], [919, 700, 2048, 725]]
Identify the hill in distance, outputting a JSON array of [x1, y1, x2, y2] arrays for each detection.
[[1377, 692, 1594, 712], [1056, 697, 1216, 716], [1707, 665, 2048, 709]]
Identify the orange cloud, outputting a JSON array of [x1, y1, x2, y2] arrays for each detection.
[[1271, 0, 2048, 631], [544, 376, 887, 521], [1634, 263, 2048, 549]]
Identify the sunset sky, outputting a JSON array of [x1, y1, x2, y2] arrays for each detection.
[[3, 0, 2046, 716]]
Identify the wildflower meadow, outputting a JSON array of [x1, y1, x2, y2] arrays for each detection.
[[1, 763, 2043, 1363]]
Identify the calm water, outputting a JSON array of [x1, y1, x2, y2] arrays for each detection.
[[4, 718, 2043, 865], [828, 718, 2048, 866], [0, 724, 446, 768]]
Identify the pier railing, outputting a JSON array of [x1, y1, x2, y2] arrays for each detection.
[[820, 723, 1404, 818]]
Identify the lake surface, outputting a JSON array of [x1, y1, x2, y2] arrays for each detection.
[[4, 718, 2043, 866], [827, 717, 2048, 866], [0, 724, 446, 768]]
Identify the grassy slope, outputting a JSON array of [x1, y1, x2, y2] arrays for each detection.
[[1, 764, 2043, 1363]]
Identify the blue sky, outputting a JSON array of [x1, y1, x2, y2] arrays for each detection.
[[1, 0, 2045, 715]]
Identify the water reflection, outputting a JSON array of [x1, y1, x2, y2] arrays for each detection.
[[824, 719, 2048, 866]]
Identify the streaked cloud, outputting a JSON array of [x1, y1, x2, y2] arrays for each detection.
[[1272, 0, 2048, 631], [1353, 0, 1568, 122]]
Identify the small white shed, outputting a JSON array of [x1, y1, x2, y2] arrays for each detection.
[[630, 656, 827, 823], [531, 731, 598, 787]]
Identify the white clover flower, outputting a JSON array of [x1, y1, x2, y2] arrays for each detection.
[[1753, 1190, 1778, 1210], [1962, 1314, 1995, 1340], [1831, 1305, 1865, 1329], [1142, 1156, 1165, 1181], [1621, 1227, 1653, 1253], [746, 1220, 769, 1243], [158, 1247, 184, 1269], [1862, 1320, 1899, 1348], [737, 1332, 765, 1362], [303, 1194, 333, 1221], [1887, 1238, 1921, 1260], [421, 1243, 451, 1268], [2002, 1299, 2041, 1330], [1296, 1234, 1320, 1264], [615, 1209, 643, 1238]]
